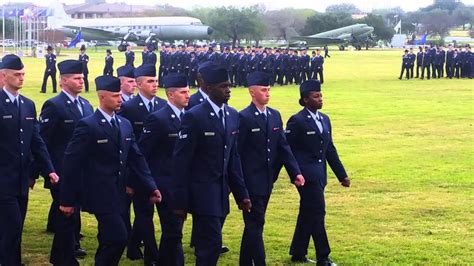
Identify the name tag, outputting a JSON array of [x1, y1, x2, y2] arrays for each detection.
[[204, 132, 215, 136], [97, 139, 108, 144], [251, 128, 260, 132], [25, 117, 35, 120], [125, 137, 132, 141], [64, 120, 74, 123], [306, 131, 316, 135], [134, 122, 143, 125], [2, 115, 12, 119], [168, 133, 178, 138]]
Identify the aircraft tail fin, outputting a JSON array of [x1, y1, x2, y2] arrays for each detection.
[[285, 28, 300, 40], [46, 0, 72, 29]]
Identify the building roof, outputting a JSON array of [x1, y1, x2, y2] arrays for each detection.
[[64, 3, 155, 14]]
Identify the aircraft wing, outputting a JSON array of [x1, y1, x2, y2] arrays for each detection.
[[289, 36, 346, 46], [62, 25, 124, 40]]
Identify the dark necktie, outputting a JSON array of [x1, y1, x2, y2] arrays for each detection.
[[12, 98, 19, 109], [218, 109, 225, 129], [148, 101, 153, 112], [74, 99, 83, 117], [110, 117, 117, 128], [179, 111, 184, 121], [110, 117, 121, 140]]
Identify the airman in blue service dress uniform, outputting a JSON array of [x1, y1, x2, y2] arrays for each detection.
[[125, 44, 135, 67], [117, 65, 136, 103], [118, 64, 166, 264], [0, 54, 58, 266], [186, 62, 212, 110], [286, 79, 350, 265], [79, 45, 90, 92], [172, 63, 251, 266], [104, 49, 114, 76], [59, 75, 162, 266], [41, 60, 93, 265], [238, 72, 304, 266], [139, 73, 190, 266], [41, 45, 57, 93]]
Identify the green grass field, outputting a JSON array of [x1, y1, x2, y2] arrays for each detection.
[[5, 47, 473, 265]]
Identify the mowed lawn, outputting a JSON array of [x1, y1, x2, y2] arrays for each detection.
[[9, 47, 473, 265]]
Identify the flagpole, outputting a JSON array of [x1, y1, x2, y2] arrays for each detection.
[[2, 6, 5, 55]]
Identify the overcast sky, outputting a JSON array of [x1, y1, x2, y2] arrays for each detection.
[[2, 0, 474, 12]]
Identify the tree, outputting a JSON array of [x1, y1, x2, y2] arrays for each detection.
[[357, 14, 394, 41], [421, 0, 465, 13], [263, 8, 314, 39], [420, 8, 454, 38], [302, 12, 354, 35], [452, 7, 474, 30], [325, 3, 361, 14], [207, 6, 266, 47]]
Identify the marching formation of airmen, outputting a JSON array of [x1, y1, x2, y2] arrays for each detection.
[[399, 44, 474, 80], [1, 51, 350, 266], [138, 43, 326, 88]]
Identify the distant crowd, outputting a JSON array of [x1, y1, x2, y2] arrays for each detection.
[[399, 44, 473, 80], [132, 44, 330, 88]]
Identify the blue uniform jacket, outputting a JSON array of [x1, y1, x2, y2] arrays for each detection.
[[60, 110, 157, 214], [38, 92, 94, 188], [139, 104, 181, 201], [238, 103, 301, 196], [172, 101, 249, 217], [0, 90, 54, 196], [285, 109, 347, 188]]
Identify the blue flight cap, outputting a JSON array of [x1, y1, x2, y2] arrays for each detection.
[[199, 64, 229, 85], [58, 60, 83, 75], [300, 79, 321, 98], [117, 65, 135, 78], [163, 73, 188, 89], [95, 75, 121, 92], [134, 64, 156, 78], [246, 71, 270, 87], [1, 54, 24, 70]]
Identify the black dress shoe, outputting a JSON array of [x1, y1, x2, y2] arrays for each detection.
[[317, 258, 337, 266], [127, 248, 144, 260], [291, 256, 316, 263], [74, 248, 87, 258], [220, 245, 230, 254]]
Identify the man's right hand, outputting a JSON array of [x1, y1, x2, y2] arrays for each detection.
[[173, 209, 187, 220], [294, 174, 305, 187], [59, 206, 74, 217]]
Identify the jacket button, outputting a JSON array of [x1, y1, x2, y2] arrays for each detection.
[[224, 145, 227, 149], [20, 129, 23, 132], [318, 159, 322, 163], [119, 150, 123, 154], [118, 171, 121, 175]]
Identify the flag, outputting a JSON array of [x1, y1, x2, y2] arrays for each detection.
[[68, 31, 82, 48], [394, 20, 401, 33]]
